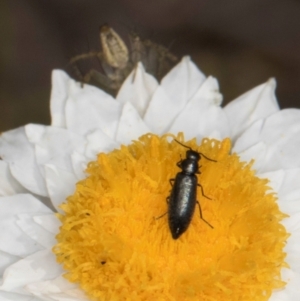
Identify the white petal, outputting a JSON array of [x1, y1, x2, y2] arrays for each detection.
[[233, 119, 264, 154], [260, 169, 300, 215], [144, 56, 206, 134], [161, 56, 205, 103], [0, 128, 48, 196], [16, 214, 56, 249], [27, 276, 88, 301], [0, 160, 27, 196], [236, 142, 267, 173], [277, 169, 300, 203], [143, 86, 174, 134], [33, 214, 60, 235], [270, 268, 300, 301], [27, 275, 76, 294], [25, 125, 85, 174], [258, 169, 285, 193], [168, 76, 228, 140], [0, 291, 40, 301], [234, 109, 300, 172], [259, 169, 300, 275], [116, 62, 158, 116], [0, 250, 20, 276], [283, 214, 300, 274], [65, 80, 122, 138], [45, 165, 77, 212], [0, 250, 63, 293], [50, 70, 69, 128], [0, 194, 52, 257], [85, 129, 119, 161], [116, 102, 150, 145], [224, 78, 279, 142], [70, 152, 87, 180]]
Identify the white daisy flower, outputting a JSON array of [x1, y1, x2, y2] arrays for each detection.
[[0, 56, 299, 301]]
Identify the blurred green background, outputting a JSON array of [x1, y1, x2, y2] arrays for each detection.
[[1, 0, 300, 132]]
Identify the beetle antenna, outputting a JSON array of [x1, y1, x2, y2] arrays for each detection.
[[174, 139, 192, 150], [174, 139, 217, 162], [200, 153, 217, 162]]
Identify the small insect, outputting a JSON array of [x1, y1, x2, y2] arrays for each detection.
[[167, 139, 216, 239], [69, 25, 178, 96]]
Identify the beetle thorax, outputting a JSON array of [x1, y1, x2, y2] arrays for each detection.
[[181, 159, 199, 174]]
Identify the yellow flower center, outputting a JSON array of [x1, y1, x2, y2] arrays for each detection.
[[53, 133, 289, 301]]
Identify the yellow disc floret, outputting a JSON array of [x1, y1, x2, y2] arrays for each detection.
[[53, 133, 289, 301]]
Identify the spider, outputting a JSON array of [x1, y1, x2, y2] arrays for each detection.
[[69, 25, 178, 96]]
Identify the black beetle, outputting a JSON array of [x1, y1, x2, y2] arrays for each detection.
[[167, 139, 216, 239]]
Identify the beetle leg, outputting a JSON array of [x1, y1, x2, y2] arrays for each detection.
[[155, 212, 167, 219], [169, 178, 175, 186], [195, 165, 202, 174], [156, 198, 168, 220], [196, 201, 214, 229], [155, 197, 169, 220], [197, 183, 212, 200], [176, 154, 183, 168]]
